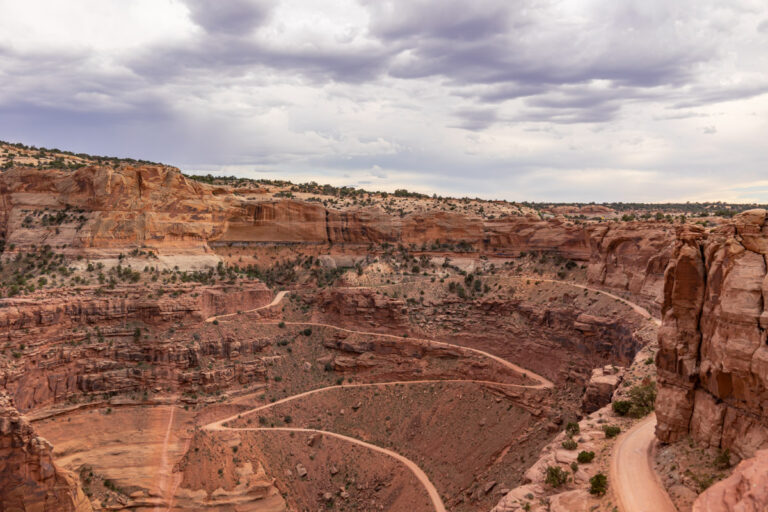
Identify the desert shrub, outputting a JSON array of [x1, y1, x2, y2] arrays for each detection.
[[714, 449, 731, 470], [603, 425, 621, 438], [589, 473, 608, 496], [544, 466, 569, 488], [612, 400, 632, 416], [577, 451, 595, 463], [565, 421, 580, 436], [561, 438, 578, 450], [627, 382, 657, 418]]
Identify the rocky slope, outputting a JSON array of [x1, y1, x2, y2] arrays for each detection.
[[692, 448, 768, 511], [656, 210, 768, 459], [0, 391, 92, 511]]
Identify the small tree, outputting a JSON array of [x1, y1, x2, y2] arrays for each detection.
[[589, 473, 608, 496], [544, 466, 569, 488], [612, 400, 631, 416]]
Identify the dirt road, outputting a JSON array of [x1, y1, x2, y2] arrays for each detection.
[[260, 320, 554, 389], [528, 277, 661, 326], [610, 413, 676, 512], [205, 290, 289, 323]]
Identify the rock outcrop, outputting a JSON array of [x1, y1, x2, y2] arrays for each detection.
[[0, 391, 92, 511], [656, 211, 768, 458], [581, 365, 624, 413], [0, 165, 673, 303], [692, 449, 768, 512]]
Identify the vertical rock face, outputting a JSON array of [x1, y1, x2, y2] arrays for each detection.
[[0, 391, 92, 511], [656, 211, 768, 458], [587, 223, 675, 312]]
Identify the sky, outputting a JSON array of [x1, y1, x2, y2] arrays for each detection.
[[0, 0, 767, 202]]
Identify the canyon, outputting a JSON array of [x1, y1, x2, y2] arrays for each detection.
[[0, 154, 764, 512]]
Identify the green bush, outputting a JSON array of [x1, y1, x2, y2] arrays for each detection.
[[627, 382, 657, 418], [565, 421, 580, 436], [561, 438, 578, 450], [612, 400, 632, 416], [603, 425, 621, 438], [577, 451, 595, 463], [544, 466, 569, 488], [589, 473, 608, 496]]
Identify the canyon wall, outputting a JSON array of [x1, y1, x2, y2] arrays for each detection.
[[0, 165, 674, 305], [656, 210, 768, 458], [0, 283, 272, 411], [0, 391, 92, 511]]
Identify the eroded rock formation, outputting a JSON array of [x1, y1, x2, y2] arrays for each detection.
[[0, 391, 92, 511], [656, 211, 768, 458], [0, 165, 673, 303]]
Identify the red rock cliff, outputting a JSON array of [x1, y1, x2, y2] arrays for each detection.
[[0, 391, 92, 511], [0, 165, 674, 305], [656, 210, 768, 458]]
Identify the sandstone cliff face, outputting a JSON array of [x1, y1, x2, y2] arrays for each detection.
[[587, 223, 674, 311], [0, 165, 673, 304], [0, 391, 92, 511], [0, 283, 272, 411], [656, 211, 768, 458]]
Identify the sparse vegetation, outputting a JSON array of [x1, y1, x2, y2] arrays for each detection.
[[544, 465, 569, 487]]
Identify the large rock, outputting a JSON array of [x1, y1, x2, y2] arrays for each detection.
[[581, 365, 624, 413], [655, 214, 768, 457], [692, 449, 768, 512], [0, 391, 92, 511]]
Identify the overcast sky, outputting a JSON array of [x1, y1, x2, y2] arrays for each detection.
[[1, 0, 767, 202]]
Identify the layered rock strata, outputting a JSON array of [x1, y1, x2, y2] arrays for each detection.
[[656, 211, 768, 458], [0, 391, 92, 511], [0, 165, 673, 304]]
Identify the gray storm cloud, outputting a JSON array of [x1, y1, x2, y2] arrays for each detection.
[[0, 0, 766, 202]]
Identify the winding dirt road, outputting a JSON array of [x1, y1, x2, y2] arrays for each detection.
[[200, 278, 669, 512], [514, 276, 661, 326], [199, 286, 554, 511], [205, 290, 289, 323], [611, 414, 676, 512], [261, 320, 553, 389]]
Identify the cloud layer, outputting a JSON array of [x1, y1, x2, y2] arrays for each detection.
[[0, 0, 767, 201]]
